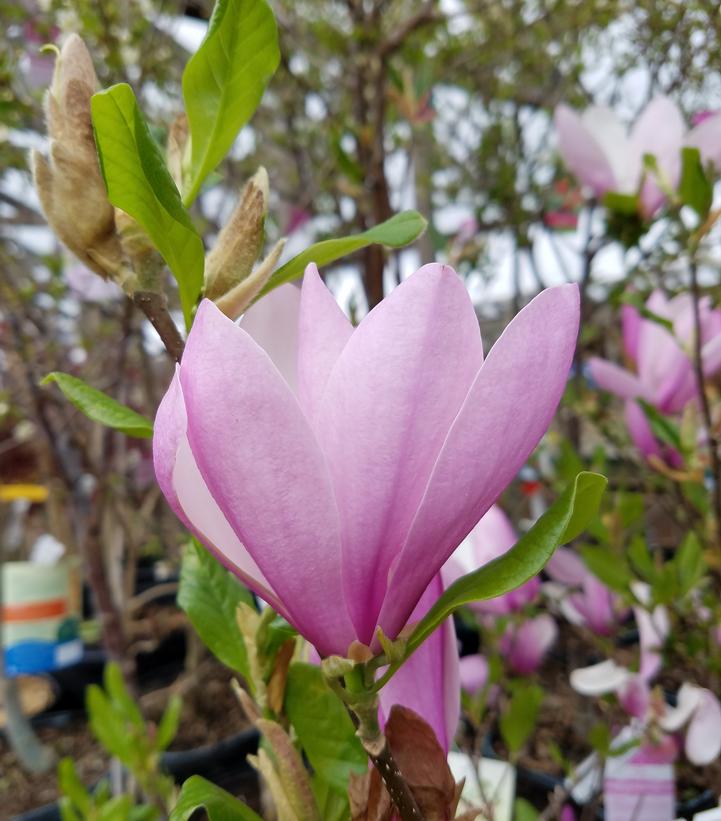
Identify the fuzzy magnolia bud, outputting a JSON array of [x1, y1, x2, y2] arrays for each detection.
[[214, 237, 286, 321], [31, 35, 122, 280], [204, 167, 269, 301]]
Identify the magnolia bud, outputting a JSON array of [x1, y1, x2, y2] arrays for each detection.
[[214, 237, 286, 321], [204, 167, 269, 301], [32, 35, 122, 281]]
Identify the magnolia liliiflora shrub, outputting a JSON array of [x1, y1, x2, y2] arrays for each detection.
[[554, 96, 721, 217], [153, 263, 579, 665], [589, 290, 721, 465]]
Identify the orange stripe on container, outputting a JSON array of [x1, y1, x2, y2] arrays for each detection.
[[1, 598, 68, 622]]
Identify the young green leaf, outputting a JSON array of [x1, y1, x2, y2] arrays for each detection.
[[675, 531, 705, 595], [170, 776, 263, 821], [182, 0, 280, 204], [499, 682, 544, 757], [579, 546, 631, 593], [91, 83, 204, 326], [155, 695, 182, 751], [404, 472, 607, 656], [602, 191, 639, 215], [57, 758, 92, 816], [42, 372, 153, 438], [284, 662, 367, 792], [679, 146, 713, 219], [259, 210, 428, 296], [177, 540, 254, 682]]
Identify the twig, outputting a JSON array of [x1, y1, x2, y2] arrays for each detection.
[[132, 291, 185, 363], [366, 739, 424, 820], [688, 255, 721, 546]]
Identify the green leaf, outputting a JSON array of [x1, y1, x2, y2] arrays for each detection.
[[589, 722, 612, 756], [170, 776, 262, 821], [405, 472, 606, 655], [177, 540, 254, 681], [311, 775, 349, 821], [675, 531, 705, 595], [602, 191, 639, 215], [638, 399, 682, 452], [41, 372, 153, 438], [679, 146, 713, 219], [260, 210, 428, 296], [91, 83, 204, 326], [182, 0, 280, 204], [514, 797, 540, 821], [104, 662, 144, 731], [284, 662, 367, 792], [155, 695, 182, 751], [499, 682, 543, 757], [57, 758, 91, 814], [579, 546, 631, 593], [627, 536, 657, 584]]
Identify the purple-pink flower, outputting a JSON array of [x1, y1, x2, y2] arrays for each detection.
[[589, 290, 721, 463], [545, 548, 623, 636], [154, 263, 579, 657], [554, 96, 721, 216], [378, 571, 460, 754]]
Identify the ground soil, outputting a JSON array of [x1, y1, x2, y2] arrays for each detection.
[[0, 656, 253, 819]]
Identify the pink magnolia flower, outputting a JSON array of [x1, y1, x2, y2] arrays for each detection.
[[379, 571, 460, 754], [567, 588, 721, 766], [554, 96, 721, 216], [154, 263, 579, 657], [498, 614, 558, 675], [589, 290, 721, 462], [449, 505, 540, 615], [450, 507, 557, 676], [545, 548, 624, 635]]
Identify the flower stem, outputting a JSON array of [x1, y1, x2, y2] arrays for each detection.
[[689, 255, 721, 547]]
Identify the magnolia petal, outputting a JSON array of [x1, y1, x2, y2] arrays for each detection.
[[631, 97, 685, 216], [570, 660, 631, 696], [624, 400, 663, 462], [153, 370, 284, 612], [621, 303, 641, 363], [378, 574, 460, 755], [318, 263, 483, 642], [378, 284, 579, 640], [501, 615, 557, 675], [636, 603, 670, 682], [239, 283, 301, 393], [297, 263, 354, 425], [459, 655, 489, 696], [685, 689, 721, 765], [181, 299, 355, 656], [619, 676, 650, 719], [545, 547, 588, 586], [582, 105, 639, 193], [686, 112, 721, 172], [588, 357, 647, 401], [554, 104, 618, 194], [659, 683, 702, 733]]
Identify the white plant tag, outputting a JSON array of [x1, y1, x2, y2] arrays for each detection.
[[448, 752, 515, 821]]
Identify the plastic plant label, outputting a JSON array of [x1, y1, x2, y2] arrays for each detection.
[[604, 740, 676, 821], [1, 560, 82, 675], [448, 752, 515, 820]]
